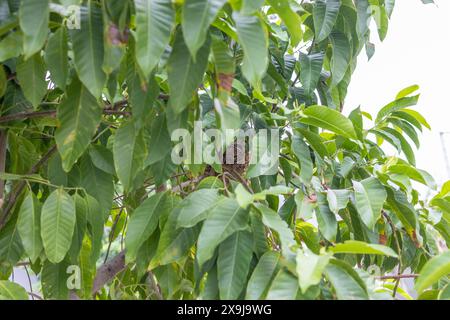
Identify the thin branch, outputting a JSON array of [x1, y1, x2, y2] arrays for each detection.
[[376, 274, 419, 280]]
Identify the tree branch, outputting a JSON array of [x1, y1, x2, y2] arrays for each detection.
[[376, 274, 419, 280], [0, 94, 170, 124], [92, 250, 126, 295]]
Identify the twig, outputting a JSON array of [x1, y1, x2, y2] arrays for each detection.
[[376, 274, 419, 280]]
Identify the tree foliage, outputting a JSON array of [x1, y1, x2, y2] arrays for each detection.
[[0, 0, 448, 300]]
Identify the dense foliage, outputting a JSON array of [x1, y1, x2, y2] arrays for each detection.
[[0, 0, 448, 300]]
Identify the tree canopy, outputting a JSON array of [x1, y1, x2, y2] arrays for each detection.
[[0, 0, 449, 300]]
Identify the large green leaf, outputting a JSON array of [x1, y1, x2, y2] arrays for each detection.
[[299, 52, 324, 95], [41, 259, 70, 299], [352, 177, 387, 230], [17, 192, 43, 263], [217, 230, 253, 300], [167, 30, 210, 114], [19, 0, 49, 58], [313, 0, 341, 42], [330, 32, 351, 86], [55, 78, 102, 172], [255, 204, 296, 260], [41, 188, 76, 263], [385, 188, 417, 234], [329, 240, 398, 257], [44, 27, 68, 89], [291, 135, 314, 184], [266, 269, 299, 300], [415, 251, 450, 294], [296, 248, 331, 293], [125, 192, 167, 263], [0, 281, 28, 300], [152, 195, 203, 266], [0, 215, 24, 267], [197, 198, 249, 267], [79, 156, 114, 218], [300, 105, 357, 139], [134, 0, 174, 78], [245, 251, 280, 300], [176, 189, 221, 228], [315, 193, 338, 242], [182, 0, 227, 57], [267, 0, 302, 46], [16, 53, 47, 108], [233, 12, 268, 88], [113, 121, 147, 192], [70, 1, 106, 98], [325, 260, 369, 300]]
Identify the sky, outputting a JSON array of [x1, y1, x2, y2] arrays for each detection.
[[345, 0, 450, 187]]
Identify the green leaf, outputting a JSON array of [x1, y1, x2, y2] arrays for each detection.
[[385, 188, 417, 233], [182, 0, 227, 57], [41, 259, 70, 299], [0, 215, 24, 266], [329, 240, 398, 257], [245, 251, 280, 300], [134, 0, 174, 78], [324, 260, 369, 300], [0, 32, 23, 62], [255, 204, 296, 259], [326, 189, 351, 214], [167, 30, 210, 114], [296, 128, 329, 158], [313, 0, 341, 42], [125, 192, 167, 263], [375, 94, 420, 123], [396, 84, 420, 99], [197, 198, 249, 267], [300, 105, 357, 139], [79, 156, 114, 218], [267, 0, 303, 46], [291, 135, 313, 184], [146, 113, 171, 165], [266, 269, 299, 300], [70, 1, 106, 98], [415, 250, 450, 294], [315, 193, 338, 242], [83, 194, 104, 265], [296, 248, 331, 293], [176, 189, 221, 228], [55, 78, 102, 172], [152, 195, 203, 266], [16, 53, 47, 108], [0, 281, 28, 300], [330, 32, 351, 86], [233, 12, 268, 88], [299, 52, 324, 95], [113, 122, 147, 192], [19, 0, 49, 58], [352, 177, 387, 230], [217, 230, 253, 300], [44, 27, 69, 89], [41, 188, 76, 263], [17, 192, 43, 263]]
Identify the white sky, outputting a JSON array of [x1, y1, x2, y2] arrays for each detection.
[[345, 0, 450, 186]]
